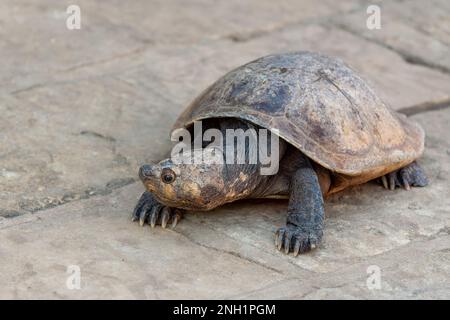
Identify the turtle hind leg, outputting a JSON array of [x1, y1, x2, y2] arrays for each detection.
[[379, 161, 429, 191]]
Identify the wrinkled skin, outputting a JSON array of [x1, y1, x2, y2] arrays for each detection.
[[138, 151, 231, 211]]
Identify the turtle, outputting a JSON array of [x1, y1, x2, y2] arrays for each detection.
[[132, 51, 428, 255]]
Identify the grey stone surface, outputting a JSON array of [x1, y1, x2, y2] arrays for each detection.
[[0, 0, 449, 299], [333, 0, 450, 74]]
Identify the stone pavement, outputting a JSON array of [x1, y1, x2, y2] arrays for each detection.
[[0, 0, 449, 299]]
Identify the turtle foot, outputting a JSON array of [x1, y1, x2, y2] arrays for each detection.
[[275, 224, 322, 256], [379, 161, 429, 191], [132, 191, 183, 229]]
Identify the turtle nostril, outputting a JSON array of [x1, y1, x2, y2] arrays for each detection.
[[139, 165, 153, 180]]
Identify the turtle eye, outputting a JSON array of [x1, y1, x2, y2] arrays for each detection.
[[161, 168, 176, 184]]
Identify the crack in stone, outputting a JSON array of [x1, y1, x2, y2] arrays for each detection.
[[185, 215, 316, 274], [12, 177, 136, 216], [398, 98, 450, 116], [9, 71, 126, 96], [0, 209, 23, 219], [59, 46, 148, 73], [10, 84, 45, 95], [172, 228, 284, 275], [333, 22, 450, 75], [225, 21, 302, 43], [401, 54, 450, 75], [222, 4, 369, 43], [7, 6, 372, 97], [79, 130, 117, 143]]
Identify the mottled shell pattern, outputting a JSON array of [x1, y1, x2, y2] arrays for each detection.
[[173, 52, 424, 192]]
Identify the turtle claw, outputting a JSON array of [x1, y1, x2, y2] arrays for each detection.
[[284, 236, 291, 254], [132, 191, 183, 229], [150, 208, 159, 228], [172, 216, 178, 229], [171, 209, 182, 229], [403, 180, 411, 191], [161, 207, 170, 229], [379, 162, 428, 191], [139, 204, 150, 226], [293, 240, 301, 257], [389, 173, 396, 191], [275, 224, 321, 255], [381, 175, 388, 189], [275, 229, 284, 250]]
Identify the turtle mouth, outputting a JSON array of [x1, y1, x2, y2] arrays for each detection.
[[144, 183, 156, 193], [149, 189, 218, 211]]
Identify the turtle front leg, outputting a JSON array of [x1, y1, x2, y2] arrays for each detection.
[[132, 191, 183, 229], [379, 161, 429, 191], [275, 158, 325, 256]]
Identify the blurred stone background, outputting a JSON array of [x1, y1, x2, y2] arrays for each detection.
[[0, 0, 449, 299]]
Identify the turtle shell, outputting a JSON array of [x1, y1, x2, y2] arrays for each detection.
[[173, 52, 424, 188]]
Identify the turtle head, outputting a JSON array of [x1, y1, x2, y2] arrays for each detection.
[[139, 149, 232, 211]]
